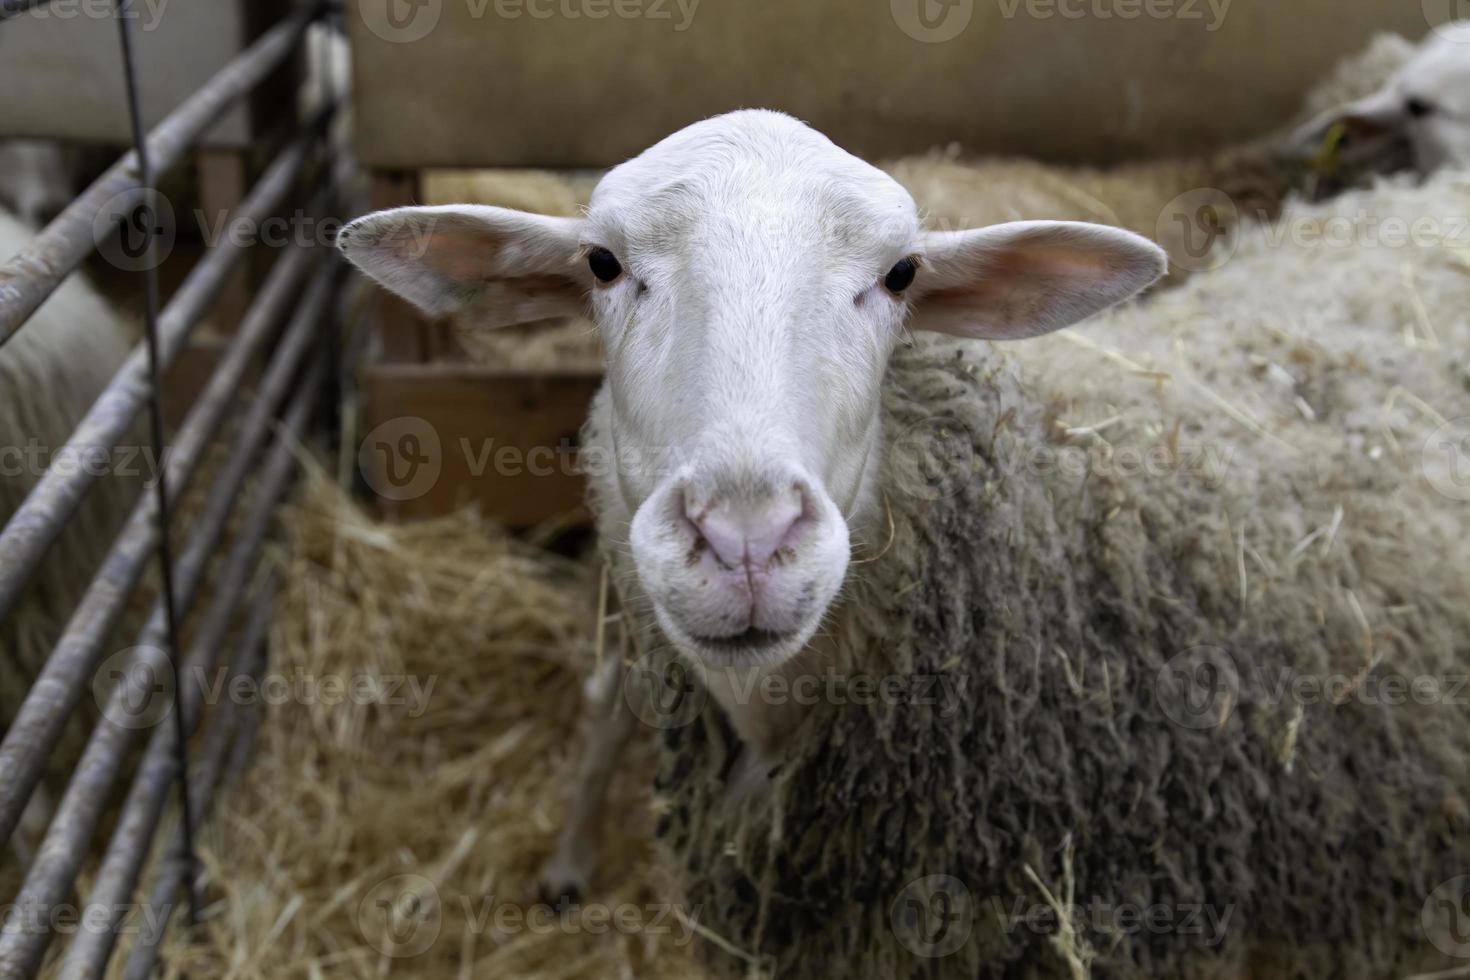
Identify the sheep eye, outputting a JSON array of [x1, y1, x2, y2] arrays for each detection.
[[885, 257, 919, 294], [588, 247, 623, 283], [1406, 96, 1435, 119]]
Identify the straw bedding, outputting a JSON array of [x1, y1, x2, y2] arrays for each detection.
[[145, 466, 710, 979], [637, 171, 1470, 978]]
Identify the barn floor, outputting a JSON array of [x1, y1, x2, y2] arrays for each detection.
[[141, 465, 712, 979]]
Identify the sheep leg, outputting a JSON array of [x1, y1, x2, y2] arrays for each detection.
[[538, 657, 635, 902]]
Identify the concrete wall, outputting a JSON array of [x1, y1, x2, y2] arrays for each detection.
[[0, 0, 289, 147], [348, 0, 1433, 168]]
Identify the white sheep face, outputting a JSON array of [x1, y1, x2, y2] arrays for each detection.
[[1394, 26, 1470, 171], [337, 110, 1165, 671], [1303, 23, 1470, 175]]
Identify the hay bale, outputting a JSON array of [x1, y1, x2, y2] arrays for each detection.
[[151, 467, 710, 979], [643, 171, 1470, 978]]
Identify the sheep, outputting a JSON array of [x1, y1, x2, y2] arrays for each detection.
[[340, 107, 1470, 978], [905, 18, 1470, 248], [1293, 20, 1470, 190], [0, 141, 77, 228], [0, 207, 140, 863], [641, 168, 1470, 980]]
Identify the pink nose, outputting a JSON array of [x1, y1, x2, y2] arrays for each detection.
[[688, 492, 804, 571]]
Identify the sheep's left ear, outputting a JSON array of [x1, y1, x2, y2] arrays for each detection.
[[336, 205, 589, 329], [909, 221, 1167, 340]]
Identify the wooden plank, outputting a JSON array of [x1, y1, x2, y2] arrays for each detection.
[[196, 149, 251, 332], [360, 363, 603, 526]]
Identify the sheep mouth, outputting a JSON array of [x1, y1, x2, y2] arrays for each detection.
[[685, 627, 798, 658]]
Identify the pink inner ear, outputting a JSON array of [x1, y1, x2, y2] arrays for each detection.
[[408, 225, 509, 285], [928, 242, 1126, 324]]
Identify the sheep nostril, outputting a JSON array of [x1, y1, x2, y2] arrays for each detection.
[[691, 494, 803, 572]]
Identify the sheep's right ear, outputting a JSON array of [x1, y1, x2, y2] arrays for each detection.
[[336, 205, 589, 328]]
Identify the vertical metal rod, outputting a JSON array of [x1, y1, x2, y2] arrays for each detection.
[[122, 357, 326, 980], [112, 0, 199, 928], [0, 234, 315, 853], [60, 322, 333, 978], [0, 262, 334, 980], [121, 570, 282, 980]]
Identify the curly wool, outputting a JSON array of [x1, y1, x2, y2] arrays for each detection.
[[0, 210, 139, 751], [642, 172, 1470, 979]]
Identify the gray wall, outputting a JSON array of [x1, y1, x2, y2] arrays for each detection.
[[0, 1, 286, 147], [348, 0, 1432, 168]]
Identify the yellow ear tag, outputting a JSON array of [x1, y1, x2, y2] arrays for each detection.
[[1311, 121, 1350, 179]]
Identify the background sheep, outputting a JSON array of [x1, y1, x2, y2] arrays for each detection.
[[651, 167, 1470, 978], [1294, 21, 1470, 191], [0, 142, 76, 228], [0, 208, 140, 859]]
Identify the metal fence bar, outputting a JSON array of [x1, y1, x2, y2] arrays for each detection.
[[113, 0, 203, 931], [122, 362, 324, 980], [0, 233, 320, 850], [0, 264, 334, 978], [61, 300, 331, 975], [0, 3, 317, 345], [0, 111, 330, 633]]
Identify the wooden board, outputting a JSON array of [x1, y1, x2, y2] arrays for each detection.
[[348, 0, 1433, 168], [359, 361, 603, 525]]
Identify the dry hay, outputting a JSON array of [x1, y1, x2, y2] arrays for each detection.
[[147, 466, 709, 979]]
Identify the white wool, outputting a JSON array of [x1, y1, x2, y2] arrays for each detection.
[[1019, 167, 1469, 487], [0, 209, 138, 732]]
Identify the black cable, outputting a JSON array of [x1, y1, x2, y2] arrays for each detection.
[[113, 0, 201, 929]]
